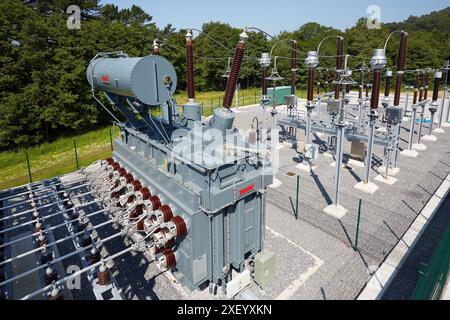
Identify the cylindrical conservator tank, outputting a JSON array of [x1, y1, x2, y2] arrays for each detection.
[[86, 55, 177, 106]]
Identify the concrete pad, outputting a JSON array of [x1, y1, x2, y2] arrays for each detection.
[[322, 152, 333, 159], [442, 122, 450, 128], [354, 181, 379, 194], [375, 175, 398, 185], [421, 134, 438, 142], [420, 195, 441, 220], [316, 132, 325, 138], [296, 163, 317, 173], [323, 204, 348, 220], [348, 159, 365, 168], [400, 149, 419, 158], [412, 143, 427, 151], [433, 128, 445, 134], [378, 166, 400, 177], [402, 116, 410, 122], [268, 178, 283, 189]]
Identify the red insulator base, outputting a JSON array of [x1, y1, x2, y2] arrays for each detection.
[[98, 269, 111, 286], [172, 216, 187, 237], [159, 205, 173, 223], [149, 196, 161, 211]]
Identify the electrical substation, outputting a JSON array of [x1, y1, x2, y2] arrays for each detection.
[[1, 25, 450, 301]]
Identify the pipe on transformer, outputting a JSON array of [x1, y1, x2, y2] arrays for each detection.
[[394, 31, 408, 106], [334, 36, 344, 99], [223, 30, 248, 109], [185, 30, 195, 101]]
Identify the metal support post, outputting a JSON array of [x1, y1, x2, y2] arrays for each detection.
[[354, 199, 362, 251], [73, 139, 79, 170], [25, 152, 32, 184]]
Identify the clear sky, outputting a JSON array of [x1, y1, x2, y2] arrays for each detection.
[[100, 0, 449, 35]]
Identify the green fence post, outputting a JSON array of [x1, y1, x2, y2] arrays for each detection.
[[243, 91, 245, 107], [295, 175, 300, 219], [25, 152, 32, 183], [354, 199, 362, 251], [109, 127, 114, 151], [73, 139, 79, 170]]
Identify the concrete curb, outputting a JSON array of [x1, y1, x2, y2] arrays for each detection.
[[357, 173, 450, 300]]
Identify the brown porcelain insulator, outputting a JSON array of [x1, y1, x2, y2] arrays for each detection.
[[432, 75, 441, 102], [307, 68, 314, 102], [41, 249, 53, 264], [45, 268, 58, 285], [112, 162, 121, 171], [139, 188, 151, 201], [394, 32, 408, 106], [172, 216, 187, 237], [105, 158, 114, 165], [186, 39, 195, 100], [163, 251, 176, 269], [38, 235, 48, 247], [370, 70, 382, 110], [159, 205, 174, 223], [223, 42, 246, 108], [137, 218, 145, 231], [149, 196, 161, 211], [131, 180, 142, 192], [88, 249, 101, 265], [98, 266, 111, 286], [384, 74, 392, 97], [48, 287, 64, 300], [118, 168, 127, 177], [262, 68, 268, 96], [124, 173, 134, 184]]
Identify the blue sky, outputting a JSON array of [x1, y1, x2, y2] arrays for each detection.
[[100, 0, 449, 35]]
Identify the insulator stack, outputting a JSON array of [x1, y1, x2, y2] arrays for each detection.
[[334, 36, 344, 99], [88, 247, 101, 265], [38, 233, 48, 247], [147, 195, 162, 212], [384, 72, 392, 97], [124, 173, 134, 185], [129, 204, 143, 219], [186, 31, 195, 101], [137, 218, 145, 231], [307, 68, 314, 102], [424, 73, 429, 100], [139, 188, 151, 201], [370, 70, 382, 110], [413, 72, 421, 104], [394, 32, 408, 106], [262, 67, 268, 96], [157, 250, 176, 269], [48, 286, 63, 300], [80, 232, 92, 247], [98, 264, 111, 286], [150, 204, 173, 225], [223, 32, 247, 109], [291, 40, 297, 95], [419, 72, 425, 102], [45, 266, 58, 285], [34, 221, 42, 234], [40, 248, 53, 264], [432, 72, 442, 102], [171, 216, 188, 237]]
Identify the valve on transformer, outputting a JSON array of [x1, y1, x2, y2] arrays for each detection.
[[153, 215, 188, 247]]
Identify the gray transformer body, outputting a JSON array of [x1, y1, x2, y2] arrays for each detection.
[[87, 54, 273, 291]]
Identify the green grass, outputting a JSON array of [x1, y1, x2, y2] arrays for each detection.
[[0, 127, 115, 190], [0, 87, 309, 190]]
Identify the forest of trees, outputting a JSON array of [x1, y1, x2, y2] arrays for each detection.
[[0, 0, 449, 151]]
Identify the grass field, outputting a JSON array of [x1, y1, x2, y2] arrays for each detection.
[[1, 87, 302, 190]]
